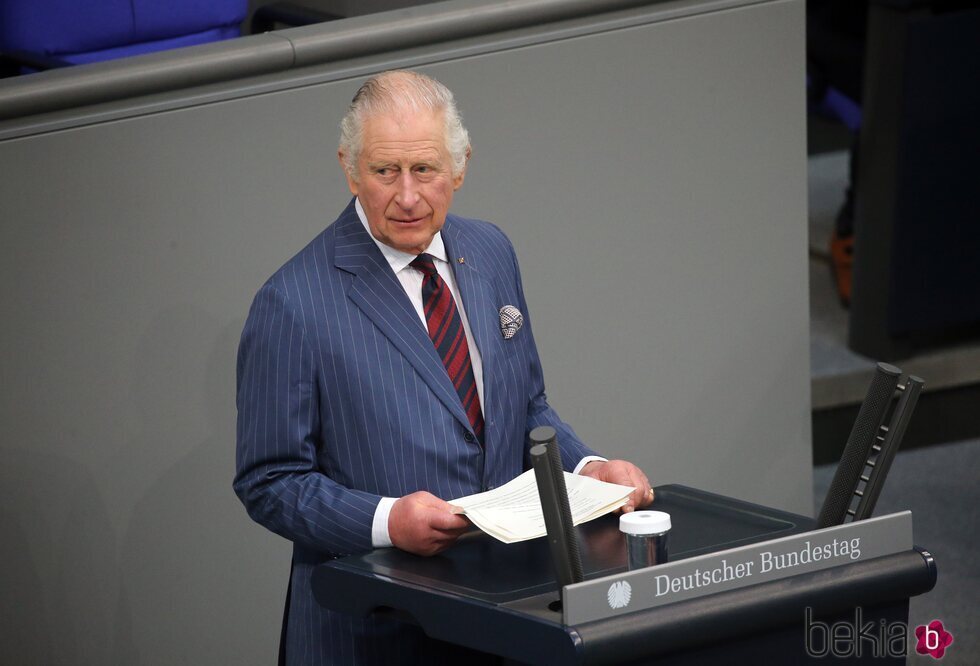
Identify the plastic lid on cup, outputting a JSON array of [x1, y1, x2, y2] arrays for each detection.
[[619, 510, 671, 535]]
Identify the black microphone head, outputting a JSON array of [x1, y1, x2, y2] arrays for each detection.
[[529, 443, 549, 459], [530, 426, 557, 446], [877, 362, 902, 376]]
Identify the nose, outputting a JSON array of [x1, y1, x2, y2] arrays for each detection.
[[394, 171, 420, 209]]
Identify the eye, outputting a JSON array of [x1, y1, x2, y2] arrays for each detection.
[[414, 164, 438, 180], [372, 166, 398, 182]]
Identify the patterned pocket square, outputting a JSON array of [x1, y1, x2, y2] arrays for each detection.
[[499, 305, 523, 339]]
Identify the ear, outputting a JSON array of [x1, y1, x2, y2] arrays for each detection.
[[338, 150, 358, 195], [452, 146, 471, 191]]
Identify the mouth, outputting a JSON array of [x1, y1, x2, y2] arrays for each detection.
[[390, 216, 425, 225]]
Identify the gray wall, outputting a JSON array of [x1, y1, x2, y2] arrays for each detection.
[[0, 0, 809, 663]]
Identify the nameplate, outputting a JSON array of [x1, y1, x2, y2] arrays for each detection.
[[562, 511, 913, 625]]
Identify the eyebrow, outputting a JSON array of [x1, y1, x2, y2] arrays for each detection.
[[366, 157, 444, 170]]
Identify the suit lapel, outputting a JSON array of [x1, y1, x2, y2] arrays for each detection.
[[333, 205, 471, 431], [442, 218, 503, 426]]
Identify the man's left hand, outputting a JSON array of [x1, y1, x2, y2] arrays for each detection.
[[580, 460, 654, 513]]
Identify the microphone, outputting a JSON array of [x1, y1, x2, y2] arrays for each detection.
[[817, 363, 901, 528], [529, 426, 584, 599]]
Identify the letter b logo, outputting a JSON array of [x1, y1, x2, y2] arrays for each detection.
[[915, 620, 953, 659]]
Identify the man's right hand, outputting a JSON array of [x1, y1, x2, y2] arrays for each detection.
[[388, 491, 470, 556]]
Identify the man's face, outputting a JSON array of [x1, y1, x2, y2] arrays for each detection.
[[341, 109, 466, 255]]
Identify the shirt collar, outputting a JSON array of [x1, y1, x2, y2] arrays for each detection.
[[355, 197, 448, 273]]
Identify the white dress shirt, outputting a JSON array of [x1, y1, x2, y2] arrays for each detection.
[[354, 200, 603, 548]]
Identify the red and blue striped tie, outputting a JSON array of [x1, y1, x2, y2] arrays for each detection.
[[411, 254, 484, 445]]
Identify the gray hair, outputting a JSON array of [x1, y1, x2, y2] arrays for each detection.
[[339, 70, 470, 180]]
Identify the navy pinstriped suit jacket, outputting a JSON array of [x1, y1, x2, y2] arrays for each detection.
[[234, 199, 596, 665]]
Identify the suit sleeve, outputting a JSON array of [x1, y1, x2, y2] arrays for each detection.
[[233, 282, 379, 556], [504, 241, 601, 472]]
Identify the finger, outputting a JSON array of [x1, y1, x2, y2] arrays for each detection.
[[420, 495, 472, 521], [635, 469, 651, 492], [628, 466, 651, 501], [621, 470, 644, 504], [431, 523, 470, 538], [612, 461, 642, 487], [411, 493, 464, 518], [620, 468, 651, 508], [425, 507, 470, 532], [634, 481, 650, 506], [432, 528, 467, 549], [629, 465, 649, 488], [429, 537, 460, 555]]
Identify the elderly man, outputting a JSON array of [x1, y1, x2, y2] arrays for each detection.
[[234, 70, 653, 665]]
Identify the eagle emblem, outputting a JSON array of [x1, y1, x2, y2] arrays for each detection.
[[607, 581, 632, 609]]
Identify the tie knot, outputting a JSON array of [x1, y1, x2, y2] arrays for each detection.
[[410, 253, 438, 277]]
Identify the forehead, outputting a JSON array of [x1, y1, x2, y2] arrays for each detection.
[[359, 109, 448, 163]]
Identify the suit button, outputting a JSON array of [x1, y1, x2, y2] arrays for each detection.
[[463, 431, 475, 443]]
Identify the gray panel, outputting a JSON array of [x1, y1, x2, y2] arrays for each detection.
[[441, 2, 810, 515], [0, 1, 807, 663], [563, 512, 912, 625]]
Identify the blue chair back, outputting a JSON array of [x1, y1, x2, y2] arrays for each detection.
[[1, 0, 247, 66]]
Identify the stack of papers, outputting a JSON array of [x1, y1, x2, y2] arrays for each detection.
[[449, 469, 635, 543]]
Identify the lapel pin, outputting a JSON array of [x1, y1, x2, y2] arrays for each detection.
[[498, 305, 523, 339], [457, 257, 465, 264]]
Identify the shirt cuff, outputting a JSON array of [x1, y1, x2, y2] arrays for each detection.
[[371, 497, 398, 548], [574, 455, 608, 475]]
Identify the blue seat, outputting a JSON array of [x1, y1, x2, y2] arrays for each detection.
[[0, 0, 247, 71]]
